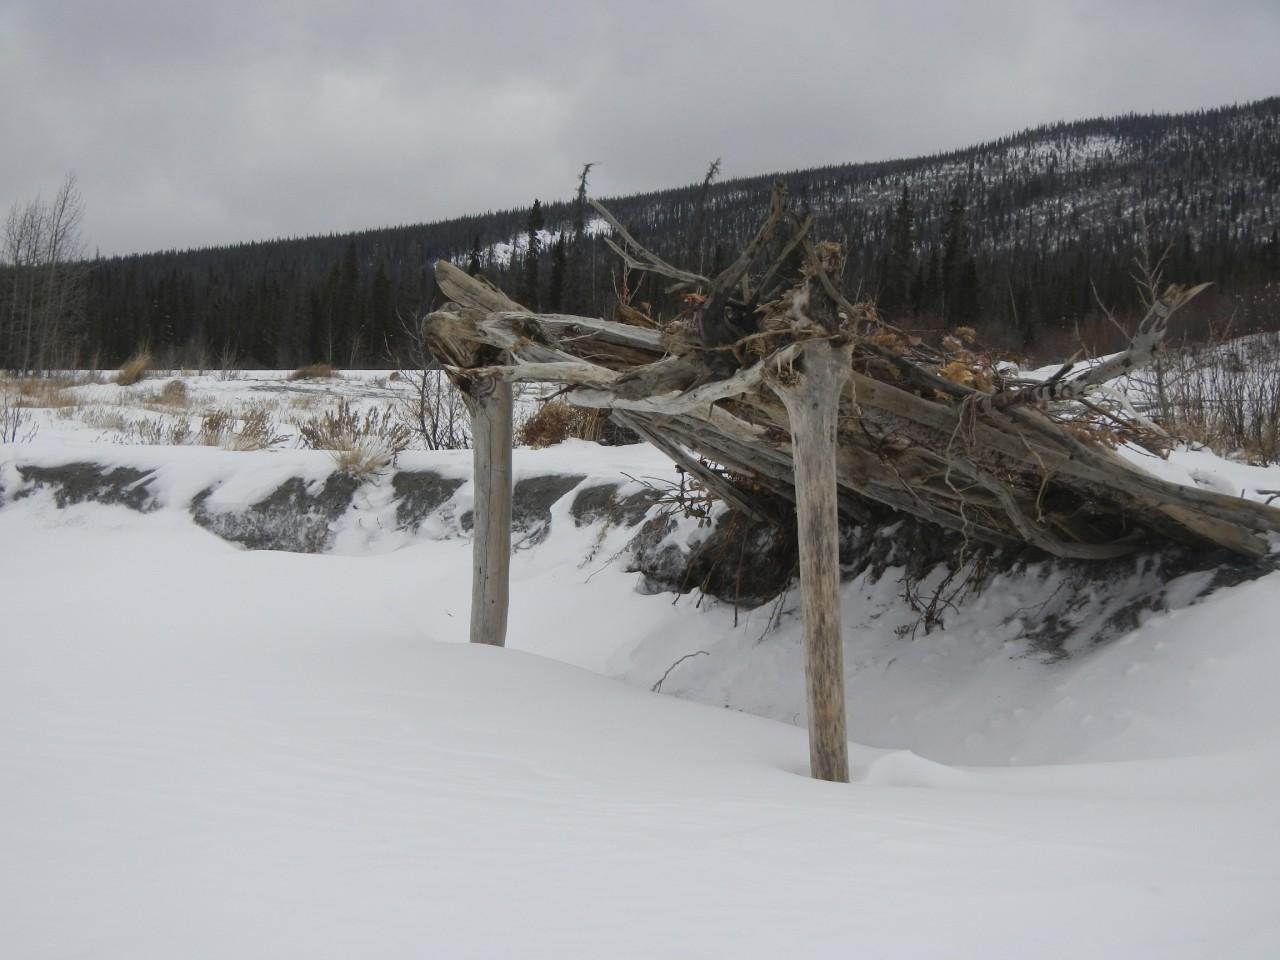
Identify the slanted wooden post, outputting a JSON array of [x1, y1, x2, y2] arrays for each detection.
[[768, 329, 853, 782], [467, 376, 513, 646]]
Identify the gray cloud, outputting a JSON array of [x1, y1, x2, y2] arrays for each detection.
[[3, 0, 1278, 255]]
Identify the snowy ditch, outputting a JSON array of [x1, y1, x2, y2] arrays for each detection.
[[2, 438, 1275, 764]]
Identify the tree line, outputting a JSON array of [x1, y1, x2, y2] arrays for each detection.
[[3, 97, 1278, 372]]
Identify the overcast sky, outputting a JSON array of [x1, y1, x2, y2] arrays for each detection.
[[3, 0, 1277, 257]]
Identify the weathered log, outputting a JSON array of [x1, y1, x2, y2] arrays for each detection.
[[434, 290, 1278, 559], [984, 282, 1212, 412], [425, 190, 1280, 609]]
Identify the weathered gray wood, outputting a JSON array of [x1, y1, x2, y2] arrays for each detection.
[[436, 260, 524, 314], [768, 338, 853, 783], [426, 263, 520, 649], [484, 311, 666, 353], [569, 343, 807, 415], [848, 371, 1277, 554], [467, 377, 513, 647], [984, 283, 1211, 412], [617, 413, 774, 522], [425, 203, 1280, 567], [448, 359, 621, 390], [589, 199, 709, 288]]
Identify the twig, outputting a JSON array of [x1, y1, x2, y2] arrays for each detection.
[[651, 650, 710, 693]]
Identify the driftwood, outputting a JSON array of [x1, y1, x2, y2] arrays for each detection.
[[425, 186, 1280, 780], [427, 243, 1280, 564]]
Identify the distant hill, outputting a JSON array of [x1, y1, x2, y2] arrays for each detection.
[[80, 96, 1280, 367]]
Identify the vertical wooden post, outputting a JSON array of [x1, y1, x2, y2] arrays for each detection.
[[428, 262, 525, 649], [770, 338, 852, 783], [468, 377, 513, 647]]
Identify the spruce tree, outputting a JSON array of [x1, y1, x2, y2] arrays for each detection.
[[566, 163, 593, 314], [954, 256, 982, 328], [369, 259, 394, 362], [941, 192, 970, 326], [879, 185, 914, 318], [548, 232, 567, 313], [688, 158, 721, 274], [519, 199, 544, 310]]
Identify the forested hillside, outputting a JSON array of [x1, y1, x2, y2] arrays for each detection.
[[17, 97, 1280, 369]]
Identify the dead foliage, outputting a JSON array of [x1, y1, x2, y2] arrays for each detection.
[[297, 399, 412, 474], [157, 379, 189, 406], [115, 352, 151, 386], [516, 400, 589, 448], [198, 404, 286, 451]]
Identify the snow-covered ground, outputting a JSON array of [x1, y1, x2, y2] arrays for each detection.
[[3, 370, 1280, 957]]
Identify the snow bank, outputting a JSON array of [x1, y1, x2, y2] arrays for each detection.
[[3, 497, 1279, 958], [4, 423, 1280, 955]]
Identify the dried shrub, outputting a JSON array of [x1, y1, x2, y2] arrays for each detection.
[[1, 392, 36, 443], [228, 405, 287, 451], [116, 352, 151, 386], [517, 400, 589, 448], [329, 440, 403, 478], [397, 369, 469, 450], [288, 362, 338, 381], [198, 409, 234, 446], [297, 400, 412, 475], [157, 379, 189, 406]]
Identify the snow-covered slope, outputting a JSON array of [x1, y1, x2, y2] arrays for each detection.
[[3, 492, 1279, 959], [4, 419, 1280, 956]]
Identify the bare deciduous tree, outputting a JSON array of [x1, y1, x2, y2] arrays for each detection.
[[1, 173, 88, 374], [395, 312, 471, 451]]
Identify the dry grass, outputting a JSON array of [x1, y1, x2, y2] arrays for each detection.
[[329, 439, 404, 478], [77, 407, 131, 433], [297, 399, 412, 475], [116, 352, 151, 386], [0, 371, 293, 451], [229, 405, 287, 451], [288, 362, 339, 381], [288, 393, 322, 411], [197, 409, 234, 446], [0, 376, 81, 409], [128, 415, 193, 446], [198, 404, 286, 451], [72, 407, 192, 445]]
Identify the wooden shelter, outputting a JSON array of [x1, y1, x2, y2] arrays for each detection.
[[424, 188, 1280, 782]]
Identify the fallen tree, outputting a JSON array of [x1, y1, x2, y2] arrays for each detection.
[[424, 185, 1280, 781]]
